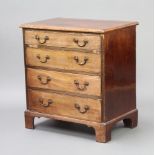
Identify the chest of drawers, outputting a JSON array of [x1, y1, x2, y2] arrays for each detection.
[[21, 18, 138, 143]]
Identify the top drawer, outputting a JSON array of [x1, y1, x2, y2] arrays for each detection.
[[24, 30, 101, 53]]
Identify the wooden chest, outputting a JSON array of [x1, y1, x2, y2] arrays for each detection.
[[20, 18, 138, 142]]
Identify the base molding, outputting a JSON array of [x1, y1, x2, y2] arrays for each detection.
[[25, 109, 138, 143]]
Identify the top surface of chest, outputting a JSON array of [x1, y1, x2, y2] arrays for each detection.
[[20, 18, 138, 33]]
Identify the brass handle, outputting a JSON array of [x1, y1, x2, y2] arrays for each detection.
[[39, 98, 53, 107], [74, 56, 88, 66], [36, 54, 50, 63], [35, 35, 49, 44], [74, 103, 89, 114], [74, 80, 89, 91], [37, 75, 51, 85], [73, 38, 88, 47]]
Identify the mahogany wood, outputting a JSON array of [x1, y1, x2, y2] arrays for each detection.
[[20, 18, 138, 33], [25, 109, 138, 142], [27, 68, 101, 96], [25, 30, 101, 52], [26, 47, 101, 73], [27, 89, 101, 122], [21, 18, 138, 143], [103, 26, 136, 121]]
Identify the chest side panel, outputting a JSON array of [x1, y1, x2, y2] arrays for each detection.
[[103, 26, 137, 122]]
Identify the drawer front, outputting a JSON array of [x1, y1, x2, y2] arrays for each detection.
[[28, 89, 101, 122], [27, 68, 101, 96], [25, 30, 101, 52], [26, 47, 101, 73]]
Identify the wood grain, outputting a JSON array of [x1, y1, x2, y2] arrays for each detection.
[[27, 89, 101, 122], [24, 30, 101, 52], [103, 26, 136, 122], [25, 109, 138, 142], [21, 18, 138, 143], [27, 68, 101, 96], [20, 18, 138, 33], [25, 111, 35, 129], [26, 47, 101, 73]]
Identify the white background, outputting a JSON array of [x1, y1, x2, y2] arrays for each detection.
[[0, 0, 153, 155]]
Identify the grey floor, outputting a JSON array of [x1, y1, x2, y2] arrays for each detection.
[[0, 89, 153, 155]]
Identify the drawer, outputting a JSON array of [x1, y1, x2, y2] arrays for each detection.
[[28, 89, 101, 122], [24, 30, 101, 52], [27, 68, 101, 96], [26, 47, 101, 73]]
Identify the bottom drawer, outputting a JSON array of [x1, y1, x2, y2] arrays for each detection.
[[27, 89, 101, 122]]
